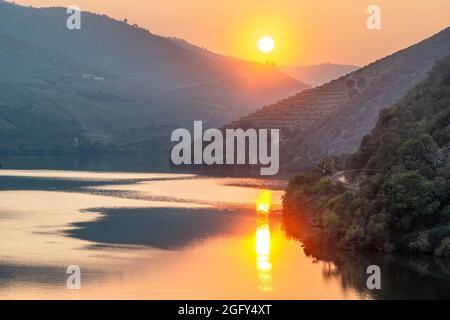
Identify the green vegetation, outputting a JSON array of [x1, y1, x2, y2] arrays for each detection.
[[283, 55, 450, 257]]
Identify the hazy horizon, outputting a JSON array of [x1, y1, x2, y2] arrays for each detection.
[[8, 0, 450, 66]]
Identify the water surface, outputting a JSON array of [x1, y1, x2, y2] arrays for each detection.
[[0, 165, 449, 299]]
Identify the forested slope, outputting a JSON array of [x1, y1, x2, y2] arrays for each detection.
[[283, 55, 450, 256]]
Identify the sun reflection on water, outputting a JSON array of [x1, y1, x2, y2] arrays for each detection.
[[256, 217, 272, 291], [255, 190, 273, 292], [256, 190, 272, 214]]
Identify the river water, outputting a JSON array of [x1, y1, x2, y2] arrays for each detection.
[[0, 156, 449, 299]]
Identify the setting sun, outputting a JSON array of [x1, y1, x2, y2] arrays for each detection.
[[257, 36, 275, 54]]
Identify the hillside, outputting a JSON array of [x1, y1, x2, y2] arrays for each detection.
[[229, 27, 450, 174], [0, 1, 307, 114], [283, 54, 450, 256], [0, 31, 240, 154], [281, 63, 359, 87]]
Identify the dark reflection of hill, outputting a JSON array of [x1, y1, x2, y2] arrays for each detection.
[[0, 264, 67, 288], [68, 208, 253, 250], [0, 175, 144, 191], [282, 215, 450, 300]]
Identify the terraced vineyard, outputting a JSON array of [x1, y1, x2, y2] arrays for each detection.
[[228, 27, 450, 173]]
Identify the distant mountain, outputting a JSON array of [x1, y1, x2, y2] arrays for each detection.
[[167, 36, 310, 106], [229, 27, 450, 174], [0, 1, 307, 115], [283, 53, 450, 256], [281, 63, 359, 87], [168, 38, 353, 89]]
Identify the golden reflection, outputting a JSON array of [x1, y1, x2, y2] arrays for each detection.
[[0, 171, 366, 299], [256, 215, 272, 292], [256, 190, 272, 214]]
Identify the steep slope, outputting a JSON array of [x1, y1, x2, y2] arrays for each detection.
[[229, 27, 450, 173], [281, 63, 359, 87], [283, 54, 450, 256], [0, 31, 237, 154], [0, 1, 306, 113]]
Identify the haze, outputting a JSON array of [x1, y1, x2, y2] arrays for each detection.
[[9, 0, 450, 66]]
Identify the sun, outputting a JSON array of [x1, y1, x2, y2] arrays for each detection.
[[257, 36, 275, 54]]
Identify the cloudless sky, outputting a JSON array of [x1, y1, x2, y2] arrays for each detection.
[[10, 0, 450, 66]]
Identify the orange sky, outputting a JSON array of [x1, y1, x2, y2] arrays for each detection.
[[10, 0, 450, 66]]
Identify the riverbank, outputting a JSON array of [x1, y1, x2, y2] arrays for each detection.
[[282, 56, 450, 257]]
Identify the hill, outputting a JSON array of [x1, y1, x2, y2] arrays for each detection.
[[229, 27, 450, 174], [283, 54, 450, 256], [0, 0, 310, 155], [0, 31, 224, 154]]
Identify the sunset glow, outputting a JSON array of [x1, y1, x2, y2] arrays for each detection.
[[11, 0, 450, 65]]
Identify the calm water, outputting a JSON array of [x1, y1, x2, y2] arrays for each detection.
[[0, 157, 449, 299]]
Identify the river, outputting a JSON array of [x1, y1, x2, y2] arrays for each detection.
[[0, 156, 449, 299]]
